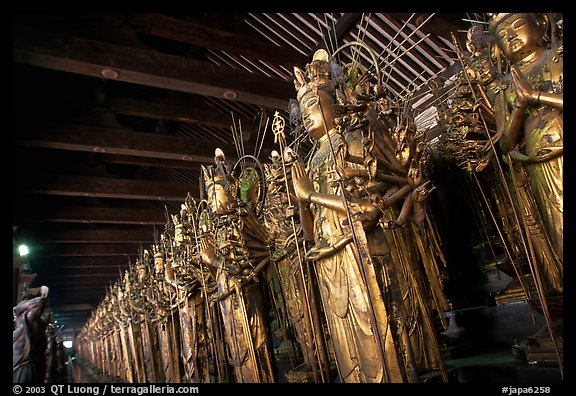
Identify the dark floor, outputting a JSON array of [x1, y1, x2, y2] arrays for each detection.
[[440, 301, 562, 383]]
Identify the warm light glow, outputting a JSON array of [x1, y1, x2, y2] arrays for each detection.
[[63, 341, 73, 349], [18, 244, 29, 257]]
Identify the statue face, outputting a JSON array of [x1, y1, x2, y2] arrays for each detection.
[[136, 267, 147, 282], [493, 14, 545, 64], [154, 254, 164, 275], [298, 88, 335, 140], [206, 179, 230, 214]]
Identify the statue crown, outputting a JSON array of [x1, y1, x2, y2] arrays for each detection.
[[487, 13, 516, 33], [294, 49, 333, 101]]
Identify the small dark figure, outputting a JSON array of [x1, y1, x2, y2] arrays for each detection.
[[13, 286, 50, 383]]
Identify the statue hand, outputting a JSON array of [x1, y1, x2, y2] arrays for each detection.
[[407, 162, 423, 187], [328, 166, 358, 181], [383, 219, 404, 229], [198, 236, 217, 266], [291, 160, 315, 202], [511, 65, 535, 107], [474, 157, 491, 172], [412, 180, 435, 202]]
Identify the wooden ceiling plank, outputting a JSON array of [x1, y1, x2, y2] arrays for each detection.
[[35, 243, 142, 257], [37, 243, 139, 257], [33, 256, 140, 268], [19, 174, 198, 202], [108, 95, 257, 132], [99, 154, 201, 169], [30, 228, 155, 244], [127, 13, 308, 68], [16, 123, 241, 165], [20, 206, 167, 225], [13, 24, 292, 109]]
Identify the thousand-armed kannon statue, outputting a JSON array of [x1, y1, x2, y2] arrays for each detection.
[[71, 13, 562, 383]]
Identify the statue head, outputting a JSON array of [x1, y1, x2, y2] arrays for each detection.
[[293, 49, 338, 140], [202, 153, 237, 215], [135, 258, 148, 283], [152, 244, 164, 275], [488, 13, 549, 64]]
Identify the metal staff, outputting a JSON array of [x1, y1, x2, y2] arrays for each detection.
[[192, 200, 227, 382], [272, 111, 331, 382]]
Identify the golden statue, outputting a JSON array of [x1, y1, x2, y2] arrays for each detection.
[[263, 146, 331, 382], [290, 48, 449, 382], [487, 12, 563, 369], [117, 274, 147, 383], [131, 255, 164, 383], [148, 242, 183, 383], [198, 148, 276, 383], [489, 13, 563, 295], [165, 198, 211, 383]]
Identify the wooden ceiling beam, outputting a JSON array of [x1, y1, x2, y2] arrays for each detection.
[[13, 24, 293, 109], [32, 256, 136, 269], [17, 174, 198, 202], [49, 286, 118, 292], [108, 94, 258, 132], [38, 265, 129, 276], [34, 243, 142, 257], [38, 273, 121, 280], [16, 123, 242, 165], [29, 227, 155, 244], [127, 13, 308, 68], [99, 153, 202, 169], [17, 206, 167, 225]]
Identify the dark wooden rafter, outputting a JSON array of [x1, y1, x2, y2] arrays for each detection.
[[43, 276, 124, 284], [126, 13, 308, 68], [16, 123, 243, 165], [99, 154, 201, 169], [369, 16, 447, 75], [38, 271, 129, 282], [29, 228, 155, 244], [17, 174, 198, 201], [13, 24, 293, 109], [107, 93, 258, 132], [17, 206, 167, 225], [34, 256, 142, 269], [12, 14, 153, 50], [36, 243, 142, 257]]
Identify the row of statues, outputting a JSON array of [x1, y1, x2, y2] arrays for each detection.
[[68, 12, 561, 383]]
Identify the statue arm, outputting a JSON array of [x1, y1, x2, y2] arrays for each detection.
[[498, 97, 526, 155], [291, 160, 376, 215], [298, 200, 315, 243], [534, 91, 563, 109]]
